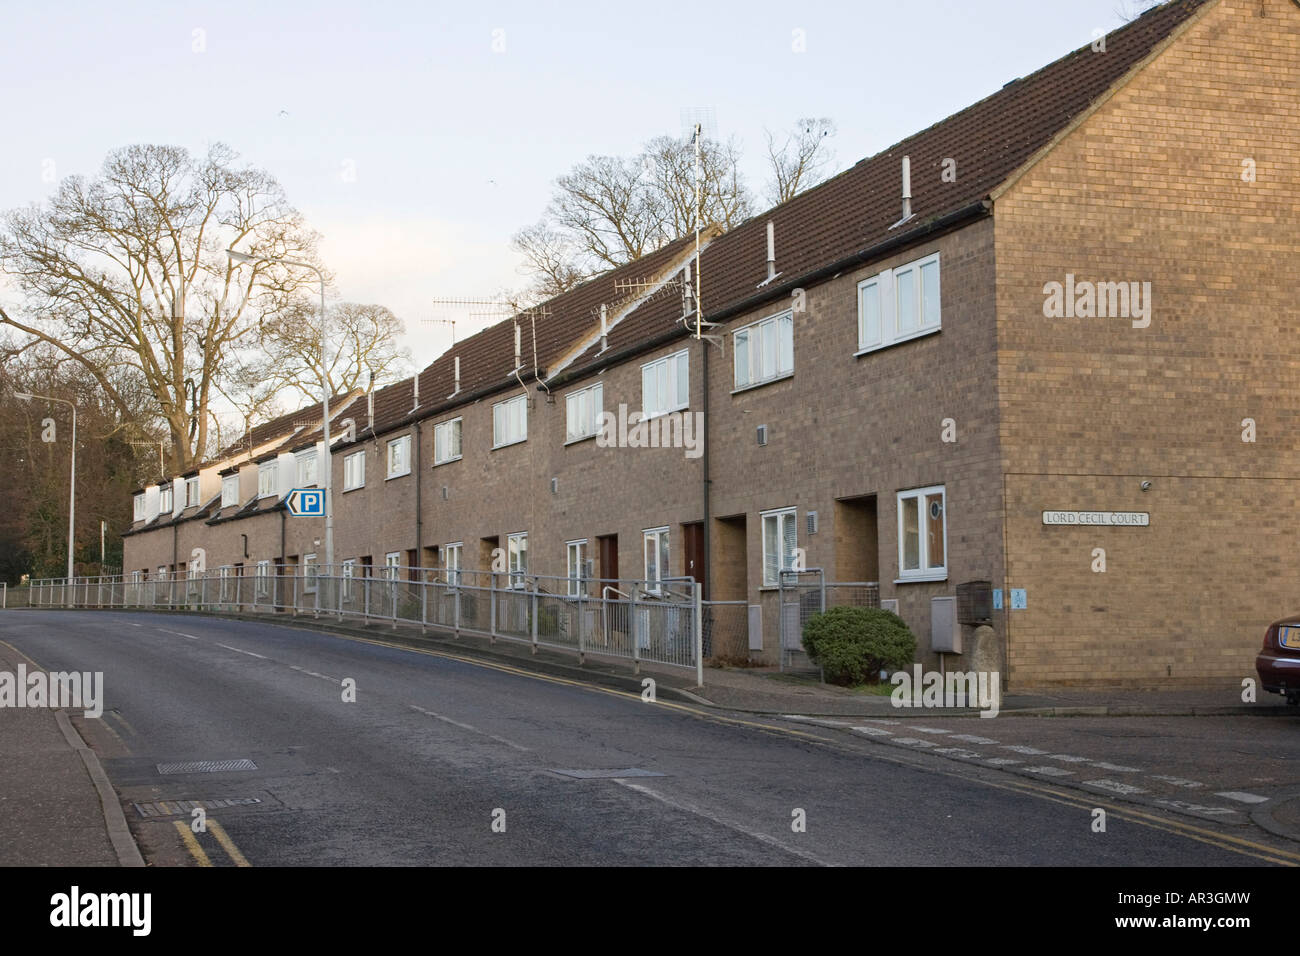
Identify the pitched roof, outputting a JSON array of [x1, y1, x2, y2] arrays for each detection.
[[553, 0, 1212, 380], [343, 232, 704, 441]]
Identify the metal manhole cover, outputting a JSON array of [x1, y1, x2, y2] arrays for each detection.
[[550, 768, 664, 779], [156, 759, 258, 775], [133, 797, 263, 818]]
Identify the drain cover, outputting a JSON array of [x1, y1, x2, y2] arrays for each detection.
[[133, 797, 263, 818], [156, 759, 258, 775], [550, 768, 664, 779]]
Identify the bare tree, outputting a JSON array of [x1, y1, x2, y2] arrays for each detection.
[[0, 143, 324, 472], [249, 301, 413, 405], [513, 132, 755, 298], [765, 118, 837, 206]]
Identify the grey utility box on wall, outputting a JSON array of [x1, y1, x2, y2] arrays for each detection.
[[931, 596, 962, 654]]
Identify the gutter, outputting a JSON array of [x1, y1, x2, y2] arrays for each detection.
[[544, 200, 990, 390]]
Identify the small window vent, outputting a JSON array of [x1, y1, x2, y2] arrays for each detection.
[[806, 511, 819, 535], [756, 424, 768, 446]]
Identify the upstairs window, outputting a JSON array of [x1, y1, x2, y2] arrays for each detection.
[[734, 312, 794, 390], [642, 350, 689, 419], [565, 383, 603, 442], [343, 450, 365, 491], [221, 475, 240, 508], [257, 463, 277, 499], [296, 450, 318, 487], [159, 484, 174, 514], [133, 494, 146, 521], [387, 435, 411, 478], [434, 418, 462, 465], [493, 395, 528, 448], [858, 252, 941, 353], [184, 476, 200, 508]]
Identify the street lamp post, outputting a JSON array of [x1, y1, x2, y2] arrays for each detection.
[[16, 392, 77, 582], [226, 249, 334, 574]]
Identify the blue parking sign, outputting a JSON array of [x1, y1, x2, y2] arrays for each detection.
[[287, 488, 325, 517]]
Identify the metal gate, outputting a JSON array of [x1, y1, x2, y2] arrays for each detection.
[[778, 567, 825, 673]]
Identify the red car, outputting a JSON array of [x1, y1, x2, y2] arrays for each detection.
[[1257, 617, 1300, 705]]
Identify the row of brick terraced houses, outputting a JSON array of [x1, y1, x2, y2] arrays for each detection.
[[124, 0, 1300, 687]]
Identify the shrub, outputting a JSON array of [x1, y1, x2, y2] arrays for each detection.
[[801, 606, 917, 686]]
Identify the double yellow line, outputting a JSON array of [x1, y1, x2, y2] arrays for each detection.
[[172, 819, 251, 867]]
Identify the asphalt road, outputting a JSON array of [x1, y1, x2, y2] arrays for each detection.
[[3, 610, 1295, 866]]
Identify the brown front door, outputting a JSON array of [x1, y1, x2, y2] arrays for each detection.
[[683, 522, 706, 595], [597, 534, 618, 584]]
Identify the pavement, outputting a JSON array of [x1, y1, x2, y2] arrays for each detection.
[[0, 639, 142, 866], [2, 607, 1298, 865]]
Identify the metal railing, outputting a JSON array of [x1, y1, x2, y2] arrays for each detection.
[[20, 567, 707, 686]]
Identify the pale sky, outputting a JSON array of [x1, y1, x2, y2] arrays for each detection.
[[0, 0, 1152, 370]]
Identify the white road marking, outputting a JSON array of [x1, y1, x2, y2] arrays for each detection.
[[1002, 745, 1048, 755], [1150, 775, 1206, 790], [289, 665, 340, 683], [216, 643, 267, 660], [408, 704, 530, 752], [1089, 761, 1142, 773], [617, 779, 834, 867], [933, 748, 982, 759], [1214, 791, 1268, 805], [892, 737, 937, 748], [912, 727, 953, 735], [1047, 754, 1092, 763], [949, 734, 998, 745], [1024, 766, 1074, 777], [856, 719, 899, 725], [159, 629, 200, 640], [1154, 799, 1241, 817], [984, 757, 1022, 766], [1085, 779, 1147, 795], [851, 726, 893, 736]]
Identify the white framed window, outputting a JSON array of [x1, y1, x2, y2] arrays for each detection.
[[341, 559, 356, 601], [296, 449, 319, 487], [159, 484, 174, 514], [566, 539, 588, 597], [387, 435, 411, 479], [221, 474, 240, 508], [257, 462, 277, 499], [385, 551, 402, 580], [444, 542, 462, 587], [255, 560, 271, 597], [897, 485, 947, 581], [133, 494, 146, 521], [218, 565, 232, 602], [857, 252, 941, 354], [184, 476, 200, 508], [302, 553, 319, 593], [565, 383, 603, 442], [343, 450, 365, 491], [434, 417, 462, 465], [761, 508, 799, 587], [642, 350, 689, 419], [643, 527, 670, 593], [507, 532, 528, 589], [734, 311, 794, 390], [493, 395, 528, 449]]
